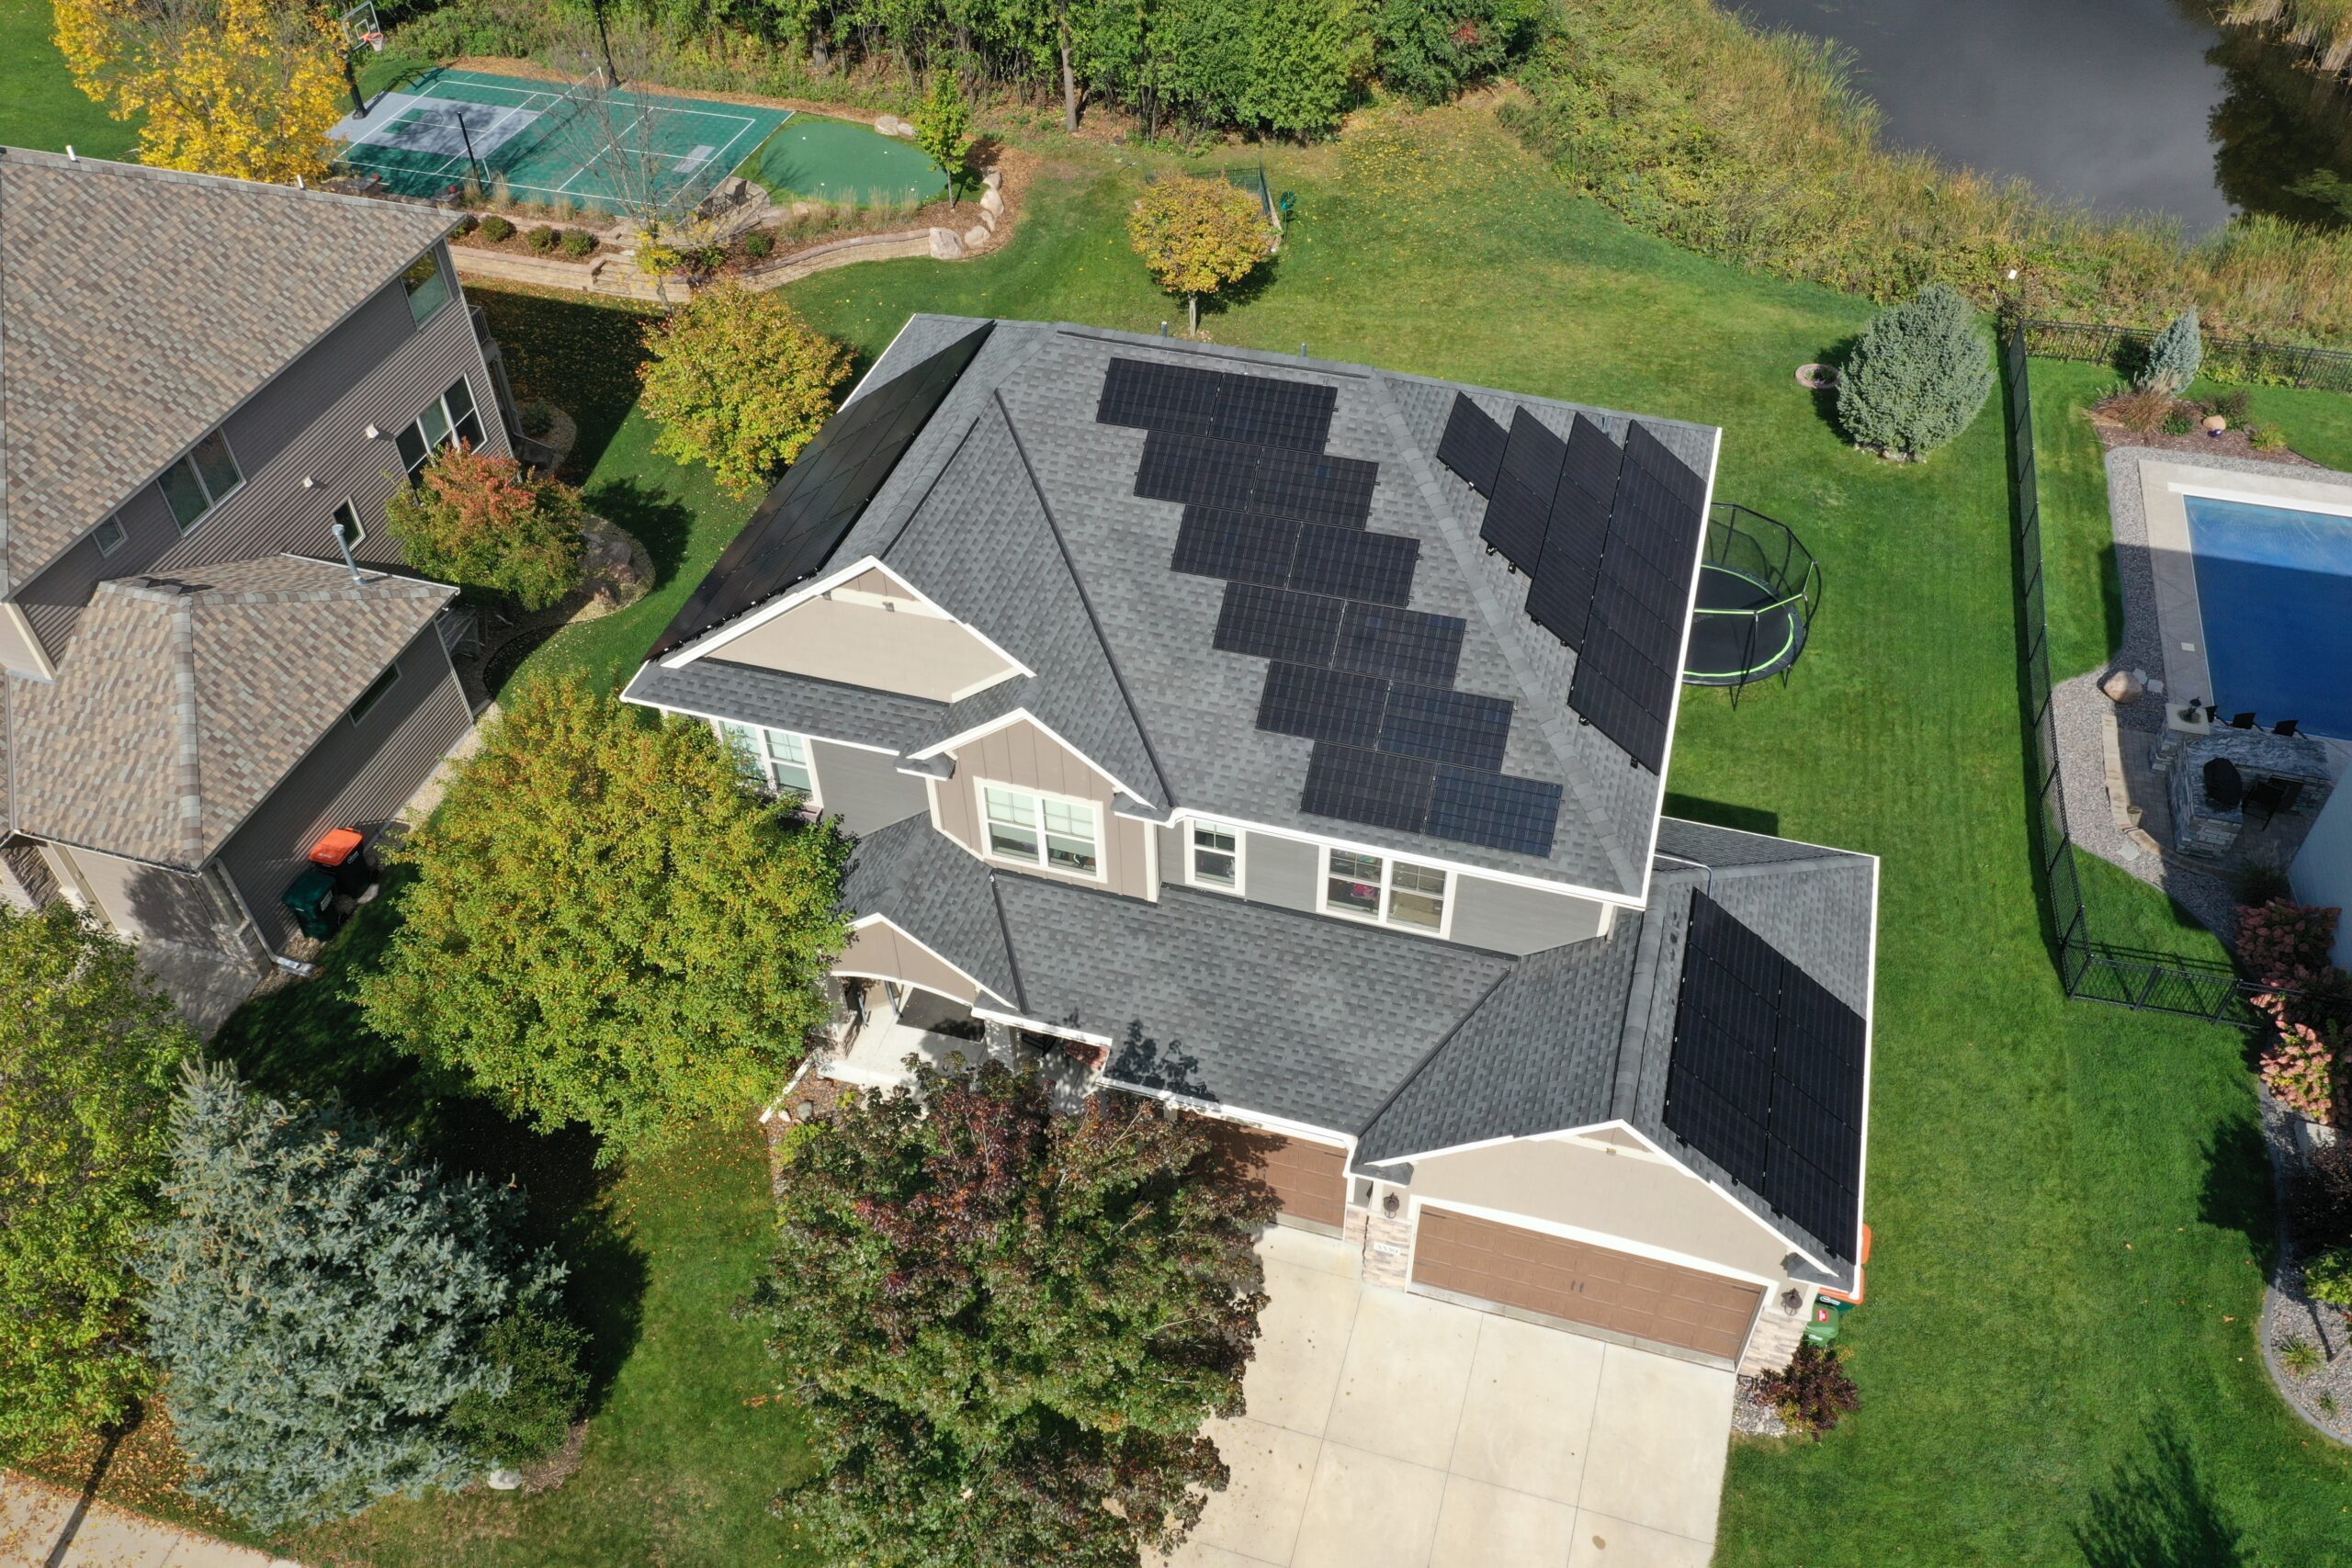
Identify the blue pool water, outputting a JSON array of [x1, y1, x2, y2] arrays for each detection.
[[2183, 494, 2352, 739]]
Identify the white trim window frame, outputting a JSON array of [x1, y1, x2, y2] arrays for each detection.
[[156, 427, 243, 534], [331, 496, 368, 549], [396, 377, 485, 479], [978, 780, 1103, 881], [1321, 846, 1451, 936], [718, 720, 820, 807], [93, 514, 128, 557], [402, 247, 453, 327], [1187, 819, 1244, 895]]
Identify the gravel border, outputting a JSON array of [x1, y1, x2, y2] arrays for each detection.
[[1731, 1375, 1792, 1438], [2255, 1087, 2352, 1444]]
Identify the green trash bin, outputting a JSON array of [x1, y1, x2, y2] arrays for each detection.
[[281, 866, 337, 940], [1803, 1296, 1854, 1345]]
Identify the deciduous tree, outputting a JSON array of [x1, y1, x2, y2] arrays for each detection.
[[911, 72, 976, 202], [1371, 0, 1541, 105], [140, 1066, 566, 1528], [639, 284, 855, 495], [1835, 283, 1995, 460], [0, 905, 192, 1460], [385, 444, 585, 611], [1127, 175, 1276, 335], [356, 673, 850, 1159], [753, 1059, 1276, 1566], [1238, 0, 1368, 138], [54, 0, 346, 183]]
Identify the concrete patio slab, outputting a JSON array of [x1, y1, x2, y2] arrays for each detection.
[[1287, 1444, 1447, 1568], [1575, 1347, 1737, 1541], [1322, 1285, 1481, 1469], [1448, 1311, 1607, 1507], [1566, 1510, 1716, 1567], [1428, 1474, 1579, 1568]]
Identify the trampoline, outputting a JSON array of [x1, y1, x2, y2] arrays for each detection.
[[1682, 502, 1822, 696]]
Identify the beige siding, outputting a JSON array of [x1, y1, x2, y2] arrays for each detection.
[[0, 604, 52, 678], [1407, 1134, 1791, 1282], [933, 719, 1154, 899], [1448, 874, 1610, 954], [15, 274, 503, 659], [714, 593, 1015, 703], [216, 626, 472, 951], [62, 845, 243, 952], [837, 921, 979, 1004]]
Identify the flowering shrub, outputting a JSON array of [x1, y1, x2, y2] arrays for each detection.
[[2238, 900, 2340, 985], [2262, 1023, 2338, 1123], [1755, 1340, 1861, 1439]]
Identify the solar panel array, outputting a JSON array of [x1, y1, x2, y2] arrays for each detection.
[[1100, 357, 1565, 858], [1434, 393, 1708, 773], [1664, 892, 1866, 1260]]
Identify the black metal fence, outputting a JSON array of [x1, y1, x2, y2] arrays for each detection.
[[2000, 324, 2301, 1026], [2021, 317, 2352, 394]]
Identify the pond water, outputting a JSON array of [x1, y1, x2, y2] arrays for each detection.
[[1731, 0, 2352, 231]]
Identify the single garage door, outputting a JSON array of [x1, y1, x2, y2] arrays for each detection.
[[1206, 1121, 1349, 1230], [1411, 1207, 1764, 1361]]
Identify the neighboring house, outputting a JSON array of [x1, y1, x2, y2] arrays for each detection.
[[0, 147, 517, 1025], [625, 317, 1878, 1376]]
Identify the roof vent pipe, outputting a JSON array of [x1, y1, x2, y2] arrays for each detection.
[[330, 522, 365, 586]]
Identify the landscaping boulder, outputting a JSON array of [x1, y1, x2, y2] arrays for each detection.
[[982, 167, 1002, 190], [2101, 667, 2146, 704], [963, 223, 990, 251], [577, 513, 650, 615], [979, 186, 1003, 219], [930, 226, 966, 260], [876, 114, 910, 138]]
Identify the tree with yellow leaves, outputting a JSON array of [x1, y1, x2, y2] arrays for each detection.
[[1127, 175, 1278, 336], [54, 0, 347, 184]]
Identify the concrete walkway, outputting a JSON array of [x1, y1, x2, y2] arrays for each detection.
[[0, 1472, 299, 1568], [1157, 1227, 1735, 1568]]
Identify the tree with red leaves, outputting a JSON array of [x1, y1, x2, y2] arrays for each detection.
[[384, 444, 584, 612], [753, 1056, 1276, 1567]]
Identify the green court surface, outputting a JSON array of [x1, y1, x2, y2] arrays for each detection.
[[741, 114, 947, 207], [330, 67, 789, 214]]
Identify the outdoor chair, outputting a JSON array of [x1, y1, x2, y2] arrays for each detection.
[[2275, 719, 2301, 738], [2204, 757, 2245, 813], [2230, 712, 2257, 729], [2244, 776, 2304, 829]]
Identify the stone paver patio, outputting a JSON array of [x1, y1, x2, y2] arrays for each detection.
[[1158, 1226, 1735, 1568]]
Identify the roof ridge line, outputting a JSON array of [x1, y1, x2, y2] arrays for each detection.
[[992, 391, 1173, 808], [986, 871, 1027, 1013], [1364, 374, 1640, 891], [1352, 959, 1517, 1144], [167, 597, 205, 868]]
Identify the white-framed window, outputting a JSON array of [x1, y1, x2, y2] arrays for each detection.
[[979, 782, 1101, 878], [348, 663, 401, 727], [1323, 847, 1448, 933], [720, 721, 818, 802], [93, 515, 127, 557], [1188, 820, 1242, 893], [402, 249, 452, 326], [396, 378, 484, 479], [331, 497, 367, 549], [157, 428, 243, 533]]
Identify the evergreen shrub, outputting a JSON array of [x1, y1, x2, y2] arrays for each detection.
[[1835, 284, 1995, 459]]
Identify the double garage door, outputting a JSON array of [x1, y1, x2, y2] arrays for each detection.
[[1411, 1207, 1764, 1362]]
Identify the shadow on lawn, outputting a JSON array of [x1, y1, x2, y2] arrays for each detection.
[[2072, 1413, 2246, 1567], [584, 473, 696, 589], [2199, 1113, 2281, 1278], [1663, 792, 1780, 838]]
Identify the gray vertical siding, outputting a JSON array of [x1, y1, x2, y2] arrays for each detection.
[[216, 625, 472, 951], [1447, 876, 1609, 954], [812, 740, 930, 837], [1244, 831, 1319, 914], [14, 261, 504, 657]]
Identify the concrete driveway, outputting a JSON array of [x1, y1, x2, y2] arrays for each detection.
[[1159, 1226, 1736, 1568]]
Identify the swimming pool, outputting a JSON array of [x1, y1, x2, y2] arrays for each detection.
[[2183, 492, 2352, 739]]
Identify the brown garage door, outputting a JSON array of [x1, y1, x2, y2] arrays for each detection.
[[1204, 1121, 1349, 1229], [1411, 1207, 1764, 1361]]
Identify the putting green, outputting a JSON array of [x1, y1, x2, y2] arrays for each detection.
[[742, 115, 948, 207]]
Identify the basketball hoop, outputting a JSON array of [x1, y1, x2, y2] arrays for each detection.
[[339, 0, 383, 55], [360, 28, 383, 51]]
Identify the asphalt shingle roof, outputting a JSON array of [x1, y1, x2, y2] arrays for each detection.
[[6, 555, 450, 868], [839, 814, 1018, 1004], [624, 659, 947, 754], [0, 149, 454, 590]]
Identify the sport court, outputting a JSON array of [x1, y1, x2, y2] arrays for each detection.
[[331, 67, 790, 212]]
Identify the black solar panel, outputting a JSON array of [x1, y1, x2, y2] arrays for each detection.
[[1213, 582, 1343, 665], [1171, 507, 1300, 586], [652, 321, 993, 656], [1524, 414, 1622, 649], [1135, 431, 1378, 525], [1480, 410, 1566, 571], [1436, 394, 1509, 496], [1300, 744, 1437, 833], [1290, 526, 1419, 605], [1259, 663, 1391, 748], [1334, 603, 1464, 685], [1427, 768, 1563, 855], [1096, 357, 1336, 451], [1566, 422, 1707, 771], [1378, 685, 1513, 771], [1665, 893, 1866, 1260]]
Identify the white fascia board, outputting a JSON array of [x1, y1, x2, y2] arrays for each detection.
[[839, 313, 920, 408], [908, 708, 1159, 811], [1410, 1194, 1781, 1292], [1849, 852, 1882, 1275], [619, 690, 900, 757], [841, 912, 1011, 1007], [1629, 423, 1724, 911], [1158, 805, 1645, 909], [1091, 1076, 1359, 1149], [971, 1004, 1114, 1048]]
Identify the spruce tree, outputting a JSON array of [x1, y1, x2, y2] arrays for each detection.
[[141, 1066, 566, 1529], [2139, 307, 2203, 394], [1836, 283, 1996, 460]]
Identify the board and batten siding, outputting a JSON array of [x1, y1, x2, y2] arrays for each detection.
[[812, 740, 930, 837], [216, 625, 471, 951], [14, 264, 502, 659], [932, 719, 1154, 899], [836, 922, 980, 1005]]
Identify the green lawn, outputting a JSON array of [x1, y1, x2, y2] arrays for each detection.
[[0, 0, 138, 158], [16, 85, 2352, 1562]]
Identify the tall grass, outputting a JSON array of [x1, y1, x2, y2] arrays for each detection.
[[2232, 0, 2352, 73], [1506, 0, 2352, 344]]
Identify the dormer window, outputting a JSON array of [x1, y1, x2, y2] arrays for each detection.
[[980, 783, 1101, 878]]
